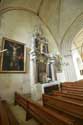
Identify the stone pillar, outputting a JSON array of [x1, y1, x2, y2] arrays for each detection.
[[30, 50, 38, 85], [51, 62, 57, 81], [30, 50, 39, 100], [63, 55, 77, 81], [47, 55, 57, 81], [47, 62, 50, 79]]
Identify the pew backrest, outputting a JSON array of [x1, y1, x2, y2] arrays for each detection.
[[0, 100, 9, 125], [2, 100, 19, 125], [42, 94, 83, 120], [52, 92, 83, 101], [15, 92, 77, 125]]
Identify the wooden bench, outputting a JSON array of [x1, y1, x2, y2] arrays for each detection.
[[61, 92, 83, 98], [61, 81, 83, 88], [62, 85, 83, 89], [2, 100, 19, 125], [0, 100, 19, 125], [60, 82, 83, 95], [0, 100, 9, 125], [15, 92, 81, 125], [61, 82, 83, 89], [61, 88, 83, 95], [75, 80, 83, 85], [42, 94, 83, 120], [52, 91, 83, 101]]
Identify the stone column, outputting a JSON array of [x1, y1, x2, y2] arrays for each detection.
[[47, 55, 57, 81], [47, 62, 50, 78], [30, 50, 39, 100], [51, 62, 57, 81], [63, 55, 77, 81], [30, 50, 38, 85]]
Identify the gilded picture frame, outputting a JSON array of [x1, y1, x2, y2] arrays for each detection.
[[0, 37, 26, 73]]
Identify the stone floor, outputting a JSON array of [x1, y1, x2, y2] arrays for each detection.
[[10, 104, 39, 125], [9, 93, 43, 125]]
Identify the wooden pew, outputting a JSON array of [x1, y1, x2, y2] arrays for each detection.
[[61, 89, 83, 95], [0, 100, 9, 125], [60, 82, 83, 95], [62, 82, 83, 89], [75, 80, 83, 85], [62, 82, 74, 85], [62, 85, 83, 89], [2, 100, 19, 125], [42, 94, 83, 120], [52, 91, 83, 101], [0, 100, 19, 125], [61, 88, 83, 95], [61, 81, 83, 87], [61, 92, 83, 98], [61, 81, 83, 86], [15, 92, 81, 125]]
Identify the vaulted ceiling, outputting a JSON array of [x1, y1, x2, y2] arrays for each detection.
[[73, 28, 83, 55], [0, 0, 83, 50]]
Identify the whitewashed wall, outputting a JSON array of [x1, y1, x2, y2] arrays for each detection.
[[0, 10, 58, 103], [72, 44, 83, 80], [0, 0, 83, 101]]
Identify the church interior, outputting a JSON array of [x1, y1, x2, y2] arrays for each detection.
[[0, 0, 83, 125]]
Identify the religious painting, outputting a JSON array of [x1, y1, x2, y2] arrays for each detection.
[[1, 37, 26, 72]]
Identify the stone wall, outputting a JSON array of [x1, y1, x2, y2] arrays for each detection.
[[0, 9, 58, 103]]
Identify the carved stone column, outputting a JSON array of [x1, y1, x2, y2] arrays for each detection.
[[51, 62, 57, 81], [30, 50, 39, 100], [63, 55, 77, 81], [30, 50, 38, 85], [47, 55, 57, 81]]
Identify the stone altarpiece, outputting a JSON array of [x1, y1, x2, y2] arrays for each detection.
[[30, 27, 59, 100], [30, 27, 58, 84]]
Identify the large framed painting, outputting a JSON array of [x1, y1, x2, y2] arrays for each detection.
[[0, 37, 26, 73]]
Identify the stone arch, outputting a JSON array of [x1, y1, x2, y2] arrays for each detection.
[[0, 6, 57, 46], [60, 13, 83, 81], [0, 6, 37, 38], [0, 6, 36, 15], [61, 12, 83, 55]]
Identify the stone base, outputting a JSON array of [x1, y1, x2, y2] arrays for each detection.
[[31, 81, 59, 101]]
